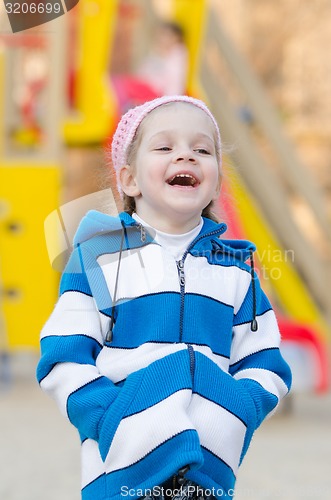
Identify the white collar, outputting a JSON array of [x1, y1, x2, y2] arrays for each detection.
[[132, 213, 203, 260]]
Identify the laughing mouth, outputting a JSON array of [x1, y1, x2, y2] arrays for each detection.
[[167, 173, 199, 188]]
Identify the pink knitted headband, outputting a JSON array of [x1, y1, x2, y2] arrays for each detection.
[[111, 95, 222, 195]]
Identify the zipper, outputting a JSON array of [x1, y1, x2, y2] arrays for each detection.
[[176, 226, 226, 342], [187, 344, 195, 382], [182, 225, 226, 261], [176, 258, 186, 342], [175, 227, 225, 383]]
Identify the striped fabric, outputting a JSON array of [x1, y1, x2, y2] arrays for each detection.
[[37, 210, 292, 500]]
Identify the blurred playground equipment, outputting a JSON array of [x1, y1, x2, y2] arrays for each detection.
[[0, 21, 65, 360], [0, 0, 329, 394]]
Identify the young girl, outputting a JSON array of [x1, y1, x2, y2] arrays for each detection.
[[37, 95, 291, 500]]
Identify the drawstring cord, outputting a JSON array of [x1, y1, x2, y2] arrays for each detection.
[[213, 244, 259, 333], [249, 249, 258, 332], [105, 223, 126, 343], [105, 222, 146, 343]]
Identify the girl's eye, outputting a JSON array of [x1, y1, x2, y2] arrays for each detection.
[[155, 146, 172, 151], [195, 148, 210, 155]]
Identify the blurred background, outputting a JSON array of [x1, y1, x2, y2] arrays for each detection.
[[0, 1, 330, 499]]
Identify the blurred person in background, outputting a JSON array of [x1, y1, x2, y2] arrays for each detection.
[[137, 21, 188, 97], [113, 21, 188, 112]]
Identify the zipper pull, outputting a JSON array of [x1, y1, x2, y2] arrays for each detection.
[[177, 465, 190, 485], [177, 260, 185, 286]]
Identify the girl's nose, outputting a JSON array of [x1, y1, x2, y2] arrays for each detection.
[[174, 151, 196, 163]]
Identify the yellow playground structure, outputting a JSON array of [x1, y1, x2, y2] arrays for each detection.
[[0, 0, 330, 391]]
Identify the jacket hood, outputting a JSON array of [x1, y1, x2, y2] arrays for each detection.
[[73, 210, 138, 246], [73, 210, 256, 259], [213, 237, 256, 262], [187, 216, 256, 262]]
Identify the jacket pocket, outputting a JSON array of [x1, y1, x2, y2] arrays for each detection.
[[98, 368, 145, 462], [188, 351, 257, 475], [101, 349, 204, 476]]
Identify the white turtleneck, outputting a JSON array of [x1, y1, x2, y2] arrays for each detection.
[[132, 213, 203, 261]]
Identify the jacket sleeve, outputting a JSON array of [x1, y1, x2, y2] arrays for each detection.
[[36, 246, 120, 442], [229, 270, 292, 435]]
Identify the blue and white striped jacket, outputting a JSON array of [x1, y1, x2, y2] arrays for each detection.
[[37, 210, 291, 500]]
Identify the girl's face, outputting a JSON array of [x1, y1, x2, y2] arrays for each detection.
[[119, 103, 221, 233]]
